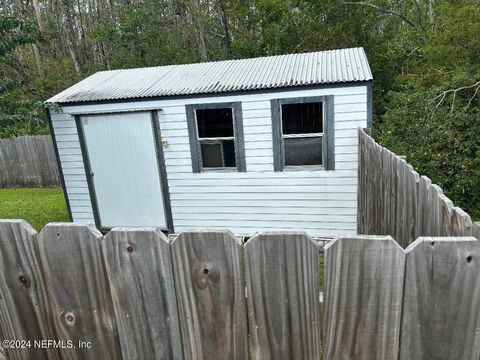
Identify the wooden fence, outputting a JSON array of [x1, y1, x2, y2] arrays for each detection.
[[0, 220, 479, 359], [0, 136, 60, 188], [358, 128, 480, 247]]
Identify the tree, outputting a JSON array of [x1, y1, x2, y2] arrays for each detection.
[[0, 0, 477, 218], [0, 15, 47, 138]]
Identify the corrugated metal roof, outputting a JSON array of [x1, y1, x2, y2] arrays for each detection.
[[47, 47, 372, 104]]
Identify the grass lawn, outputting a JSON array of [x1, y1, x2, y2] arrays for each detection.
[[0, 188, 69, 231]]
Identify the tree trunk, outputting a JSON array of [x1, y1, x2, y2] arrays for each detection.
[[412, 0, 425, 34], [219, 1, 232, 56], [62, 0, 84, 73], [66, 37, 83, 73], [192, 0, 208, 61], [2, 0, 8, 15], [428, 0, 434, 23], [32, 0, 44, 33], [32, 43, 44, 76]]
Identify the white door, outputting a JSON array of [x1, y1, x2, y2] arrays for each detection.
[[80, 112, 166, 228]]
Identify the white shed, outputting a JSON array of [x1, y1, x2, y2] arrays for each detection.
[[46, 47, 373, 237]]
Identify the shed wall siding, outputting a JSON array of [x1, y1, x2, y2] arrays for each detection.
[[50, 112, 95, 223], [52, 84, 368, 236]]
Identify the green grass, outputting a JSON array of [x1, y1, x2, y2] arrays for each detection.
[[0, 188, 69, 231]]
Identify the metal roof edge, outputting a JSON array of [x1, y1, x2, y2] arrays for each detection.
[[48, 80, 372, 107]]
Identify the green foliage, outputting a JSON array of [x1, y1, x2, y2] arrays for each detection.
[[0, 0, 479, 218], [0, 15, 47, 138], [375, 1, 480, 219], [91, 1, 197, 67], [0, 16, 36, 57]]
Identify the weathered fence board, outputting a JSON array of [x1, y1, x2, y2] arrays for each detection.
[[0, 220, 479, 359], [102, 228, 182, 359], [358, 129, 478, 245], [400, 237, 480, 360], [37, 224, 121, 359], [0, 136, 59, 188], [0, 342, 5, 360], [0, 220, 58, 360], [245, 232, 321, 360], [171, 230, 247, 360], [474, 222, 480, 239], [324, 236, 405, 360]]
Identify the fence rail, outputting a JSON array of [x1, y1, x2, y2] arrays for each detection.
[[0, 135, 60, 188], [0, 220, 479, 359], [358, 128, 480, 247]]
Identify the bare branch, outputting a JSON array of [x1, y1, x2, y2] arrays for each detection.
[[465, 85, 480, 110], [432, 80, 480, 101], [430, 80, 480, 117], [343, 1, 418, 29]]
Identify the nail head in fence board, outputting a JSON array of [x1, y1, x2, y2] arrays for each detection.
[[37, 223, 121, 359], [102, 228, 182, 359], [0, 220, 59, 360], [245, 232, 321, 360], [171, 230, 247, 360], [323, 236, 405, 360], [400, 237, 480, 360]]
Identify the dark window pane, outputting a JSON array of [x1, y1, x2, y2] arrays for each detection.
[[196, 108, 234, 138], [281, 102, 323, 135], [284, 136, 322, 166], [200, 140, 236, 168]]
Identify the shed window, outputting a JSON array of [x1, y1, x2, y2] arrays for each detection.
[[271, 96, 334, 171], [282, 102, 323, 166], [196, 108, 236, 168], [186, 103, 245, 172]]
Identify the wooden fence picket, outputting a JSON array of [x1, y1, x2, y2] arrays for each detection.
[[404, 163, 419, 244], [0, 136, 59, 188], [474, 222, 480, 239], [380, 146, 391, 236], [102, 228, 182, 359], [245, 232, 321, 360], [37, 223, 121, 359], [171, 230, 247, 360], [323, 235, 405, 360], [1, 218, 480, 360], [357, 129, 479, 243], [400, 237, 480, 360], [0, 220, 58, 360]]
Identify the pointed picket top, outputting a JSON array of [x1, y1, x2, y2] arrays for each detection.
[[245, 231, 321, 360], [324, 235, 405, 360], [171, 230, 247, 360], [102, 227, 182, 359], [0, 220, 59, 359], [401, 236, 480, 360], [37, 223, 121, 359]]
